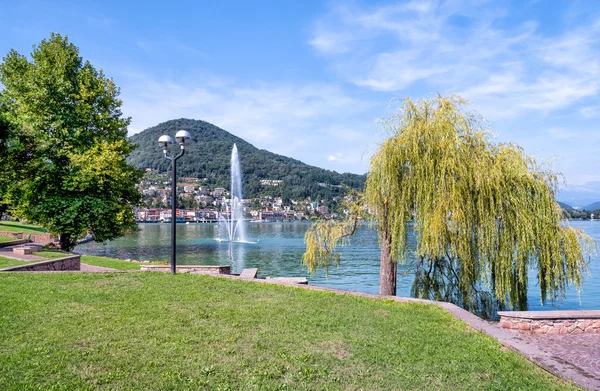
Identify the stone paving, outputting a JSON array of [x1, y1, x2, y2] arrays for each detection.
[[0, 245, 46, 262], [520, 333, 600, 386]]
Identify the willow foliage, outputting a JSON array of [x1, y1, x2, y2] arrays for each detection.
[[304, 95, 593, 309]]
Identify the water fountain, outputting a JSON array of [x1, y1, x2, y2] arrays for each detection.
[[217, 144, 253, 243]]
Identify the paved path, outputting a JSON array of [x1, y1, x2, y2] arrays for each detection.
[[519, 333, 600, 387], [0, 246, 45, 261]]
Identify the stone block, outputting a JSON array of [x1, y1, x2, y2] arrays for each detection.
[[240, 268, 258, 279], [13, 246, 33, 255], [1, 255, 80, 272], [266, 277, 308, 285]]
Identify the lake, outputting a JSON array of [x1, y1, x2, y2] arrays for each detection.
[[75, 220, 600, 311]]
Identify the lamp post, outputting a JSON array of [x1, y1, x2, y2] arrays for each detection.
[[158, 130, 191, 274]]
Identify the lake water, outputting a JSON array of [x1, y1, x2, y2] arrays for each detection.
[[75, 221, 600, 311]]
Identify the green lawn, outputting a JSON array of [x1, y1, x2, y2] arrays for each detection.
[[80, 255, 166, 270], [0, 221, 47, 234], [0, 256, 30, 269], [0, 273, 578, 390], [35, 250, 68, 259], [0, 236, 18, 243]]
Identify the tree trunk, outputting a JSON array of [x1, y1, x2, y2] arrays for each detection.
[[59, 233, 74, 252], [379, 227, 397, 296]]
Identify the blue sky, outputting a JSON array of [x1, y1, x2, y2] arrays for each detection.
[[2, 0, 600, 205]]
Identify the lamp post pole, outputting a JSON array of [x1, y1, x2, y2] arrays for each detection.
[[158, 130, 191, 275]]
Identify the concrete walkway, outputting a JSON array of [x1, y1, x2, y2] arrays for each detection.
[[519, 333, 600, 385]]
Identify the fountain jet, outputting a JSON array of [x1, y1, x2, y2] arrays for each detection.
[[217, 144, 252, 243]]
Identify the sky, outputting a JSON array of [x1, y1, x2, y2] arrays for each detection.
[[1, 0, 600, 205]]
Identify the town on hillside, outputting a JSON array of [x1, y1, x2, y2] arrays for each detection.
[[135, 170, 345, 223]]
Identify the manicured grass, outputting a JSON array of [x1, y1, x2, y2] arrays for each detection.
[[80, 255, 166, 270], [0, 221, 47, 234], [0, 273, 578, 390], [35, 250, 68, 259], [0, 256, 31, 269], [0, 236, 18, 243]]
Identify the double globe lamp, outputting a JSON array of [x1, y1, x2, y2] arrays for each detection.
[[158, 130, 191, 274]]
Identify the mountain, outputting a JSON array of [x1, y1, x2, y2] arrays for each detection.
[[557, 181, 600, 208], [584, 202, 600, 211], [128, 119, 366, 199], [557, 201, 574, 211]]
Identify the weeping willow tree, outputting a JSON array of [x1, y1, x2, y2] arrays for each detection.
[[303, 95, 593, 313]]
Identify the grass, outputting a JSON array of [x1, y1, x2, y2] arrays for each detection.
[[80, 255, 166, 270], [0, 273, 579, 390], [0, 236, 19, 243], [0, 220, 47, 234], [35, 250, 68, 259], [0, 256, 31, 269]]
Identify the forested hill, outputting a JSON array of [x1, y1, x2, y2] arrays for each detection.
[[128, 119, 366, 199]]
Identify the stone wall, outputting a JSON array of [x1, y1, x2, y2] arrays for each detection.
[[0, 255, 80, 272], [0, 231, 58, 244], [0, 239, 27, 248], [498, 311, 600, 335]]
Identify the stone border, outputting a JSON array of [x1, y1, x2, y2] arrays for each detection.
[[0, 239, 27, 248], [0, 231, 58, 245], [204, 273, 600, 391], [499, 311, 600, 335], [140, 265, 231, 274], [0, 255, 80, 272]]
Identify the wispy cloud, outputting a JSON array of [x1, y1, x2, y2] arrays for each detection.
[[119, 71, 375, 173], [310, 1, 600, 119]]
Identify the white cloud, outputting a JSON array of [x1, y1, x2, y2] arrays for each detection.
[[310, 1, 600, 119], [119, 71, 374, 174]]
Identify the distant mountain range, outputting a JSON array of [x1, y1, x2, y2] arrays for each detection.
[[127, 119, 366, 199], [557, 201, 600, 211], [557, 181, 600, 209], [557, 202, 575, 211]]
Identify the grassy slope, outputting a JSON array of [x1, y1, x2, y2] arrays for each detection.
[[0, 256, 30, 268], [80, 255, 167, 270], [80, 255, 141, 270], [0, 273, 577, 391], [0, 236, 18, 243], [0, 221, 47, 234], [35, 250, 67, 259]]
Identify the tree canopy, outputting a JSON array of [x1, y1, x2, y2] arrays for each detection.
[[304, 96, 593, 316], [0, 33, 141, 250]]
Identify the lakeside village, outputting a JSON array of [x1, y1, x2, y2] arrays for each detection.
[[135, 171, 343, 223]]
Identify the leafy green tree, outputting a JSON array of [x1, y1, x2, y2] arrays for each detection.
[[0, 101, 17, 220], [304, 96, 592, 314], [0, 33, 141, 250]]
